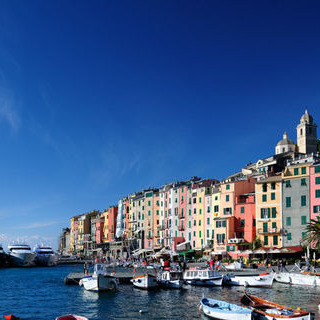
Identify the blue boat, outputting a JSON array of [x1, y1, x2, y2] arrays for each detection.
[[200, 297, 252, 320]]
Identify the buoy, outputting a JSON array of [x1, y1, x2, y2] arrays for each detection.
[[139, 309, 147, 314]]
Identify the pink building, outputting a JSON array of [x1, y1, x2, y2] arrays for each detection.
[[107, 206, 118, 242], [179, 184, 187, 239], [164, 189, 171, 247], [310, 163, 320, 221], [191, 184, 199, 249], [231, 193, 256, 253]]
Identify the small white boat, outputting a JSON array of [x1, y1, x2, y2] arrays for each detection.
[[55, 315, 88, 320], [183, 268, 223, 286], [200, 296, 252, 320], [8, 244, 36, 267], [224, 261, 244, 271], [157, 270, 184, 289], [275, 272, 320, 286], [131, 273, 158, 289], [223, 272, 275, 288], [79, 263, 118, 292]]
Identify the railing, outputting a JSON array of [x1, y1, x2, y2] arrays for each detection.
[[258, 228, 282, 235]]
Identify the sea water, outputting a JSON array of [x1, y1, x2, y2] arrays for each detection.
[[0, 265, 319, 319]]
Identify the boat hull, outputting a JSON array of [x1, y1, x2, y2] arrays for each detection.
[[158, 279, 184, 289], [36, 254, 58, 267], [186, 277, 223, 286], [201, 298, 252, 320], [9, 252, 36, 267], [224, 273, 275, 288], [132, 274, 158, 289], [79, 275, 118, 292], [275, 272, 320, 286]]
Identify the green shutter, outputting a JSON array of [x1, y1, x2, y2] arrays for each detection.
[[301, 216, 307, 225], [294, 168, 299, 175], [286, 217, 291, 226], [316, 177, 320, 185], [272, 207, 276, 218], [301, 167, 306, 175]]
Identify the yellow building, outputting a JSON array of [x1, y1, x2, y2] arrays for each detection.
[[196, 187, 205, 248], [256, 176, 282, 248], [103, 209, 109, 242]]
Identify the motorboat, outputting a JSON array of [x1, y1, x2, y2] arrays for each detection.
[[8, 244, 36, 267], [131, 273, 158, 289], [183, 267, 223, 286], [241, 292, 313, 320], [200, 296, 252, 320], [223, 272, 275, 288], [55, 315, 88, 320], [79, 263, 119, 292], [157, 270, 184, 289], [0, 244, 7, 267], [275, 272, 320, 286], [35, 245, 58, 266]]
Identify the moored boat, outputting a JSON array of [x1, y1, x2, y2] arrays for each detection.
[[157, 270, 184, 289], [0, 244, 7, 267], [79, 263, 118, 292], [275, 272, 320, 286], [200, 296, 252, 320], [55, 315, 88, 320], [241, 292, 313, 320], [8, 244, 36, 267], [131, 273, 158, 289], [35, 245, 58, 266], [223, 272, 275, 288], [183, 267, 223, 286]]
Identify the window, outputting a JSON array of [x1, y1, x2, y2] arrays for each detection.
[[156, 210, 159, 215], [199, 209, 202, 215], [260, 208, 270, 219], [189, 233, 191, 241], [272, 222, 277, 229], [315, 166, 320, 173], [142, 214, 144, 220], [253, 219, 256, 226], [148, 201, 151, 206], [263, 222, 268, 232], [222, 220, 226, 227], [240, 219, 245, 227], [215, 196, 218, 200], [286, 217, 291, 226], [223, 208, 232, 215], [214, 205, 219, 212], [207, 229, 209, 238], [316, 177, 320, 185], [207, 218, 210, 225], [193, 208, 196, 214], [262, 183, 267, 192], [207, 206, 210, 213], [226, 195, 229, 202], [313, 205, 320, 213], [286, 197, 291, 208], [271, 193, 275, 200], [194, 220, 196, 226], [287, 233, 292, 240], [240, 206, 245, 214], [262, 195, 267, 202], [285, 180, 291, 188], [226, 184, 230, 190], [193, 198, 196, 204], [301, 178, 307, 186], [272, 207, 276, 218], [264, 236, 268, 246], [271, 182, 276, 190], [199, 231, 201, 238], [199, 220, 201, 226], [189, 221, 191, 228], [294, 168, 299, 175], [273, 235, 278, 246], [301, 216, 307, 225], [148, 210, 151, 216], [301, 167, 306, 175], [301, 195, 306, 206], [316, 190, 320, 198]]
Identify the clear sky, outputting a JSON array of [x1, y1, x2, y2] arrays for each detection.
[[1, 1, 320, 249]]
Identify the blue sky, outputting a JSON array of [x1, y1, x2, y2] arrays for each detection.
[[0, 1, 320, 249]]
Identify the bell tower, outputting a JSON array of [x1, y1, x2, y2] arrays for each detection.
[[296, 109, 318, 154]]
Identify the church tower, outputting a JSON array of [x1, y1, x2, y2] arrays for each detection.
[[296, 109, 318, 154]]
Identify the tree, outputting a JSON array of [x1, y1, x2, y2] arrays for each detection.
[[302, 216, 320, 248], [317, 139, 320, 152], [249, 237, 262, 250]]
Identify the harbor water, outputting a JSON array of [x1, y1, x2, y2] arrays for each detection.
[[0, 264, 320, 319]]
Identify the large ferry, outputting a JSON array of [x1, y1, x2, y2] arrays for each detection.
[[0, 244, 7, 267], [8, 244, 36, 267], [35, 245, 58, 266]]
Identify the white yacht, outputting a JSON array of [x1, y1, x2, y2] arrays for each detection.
[[35, 245, 58, 267], [8, 244, 36, 267], [0, 244, 7, 267]]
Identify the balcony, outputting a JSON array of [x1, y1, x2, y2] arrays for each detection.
[[258, 228, 282, 235], [178, 225, 185, 231], [146, 234, 153, 239], [157, 225, 165, 230], [179, 214, 185, 219]]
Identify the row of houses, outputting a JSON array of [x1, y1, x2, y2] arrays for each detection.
[[60, 110, 320, 258]]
